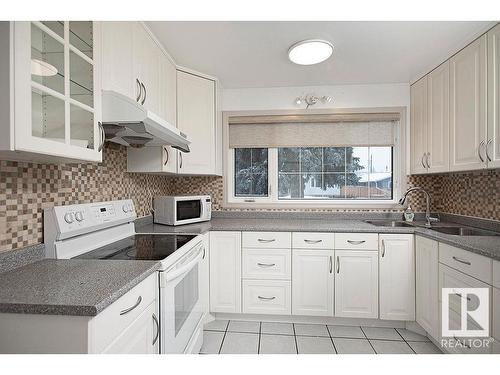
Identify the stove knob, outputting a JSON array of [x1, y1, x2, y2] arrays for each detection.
[[64, 212, 75, 224], [122, 204, 128, 213], [75, 211, 84, 222]]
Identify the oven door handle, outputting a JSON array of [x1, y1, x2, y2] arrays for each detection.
[[164, 245, 204, 282]]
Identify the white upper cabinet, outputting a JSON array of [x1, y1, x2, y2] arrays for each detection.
[[449, 35, 488, 172], [379, 234, 415, 321], [177, 70, 221, 175], [410, 76, 428, 174], [488, 23, 500, 168], [427, 61, 450, 173], [0, 21, 102, 163], [334, 250, 379, 319], [415, 236, 439, 341], [292, 249, 334, 317]]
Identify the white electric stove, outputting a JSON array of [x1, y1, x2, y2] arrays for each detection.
[[44, 199, 206, 354]]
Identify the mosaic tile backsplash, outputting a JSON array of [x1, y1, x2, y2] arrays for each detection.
[[1, 142, 499, 253]]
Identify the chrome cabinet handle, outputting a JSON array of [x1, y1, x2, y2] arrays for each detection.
[[336, 256, 340, 273], [453, 336, 471, 349], [152, 313, 159, 346], [258, 238, 276, 243], [120, 296, 142, 315], [179, 152, 183, 169], [426, 152, 431, 168], [97, 122, 105, 152], [329, 256, 333, 274], [478, 141, 485, 162], [141, 82, 147, 105], [421, 154, 427, 169], [258, 296, 276, 301], [163, 147, 169, 166], [452, 256, 471, 266], [136, 78, 142, 102], [454, 292, 471, 302], [347, 240, 365, 245], [304, 239, 322, 244], [486, 139, 493, 162], [257, 262, 275, 267], [381, 239, 386, 257], [202, 246, 206, 260]]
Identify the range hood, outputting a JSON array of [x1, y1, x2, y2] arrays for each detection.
[[101, 90, 190, 153]]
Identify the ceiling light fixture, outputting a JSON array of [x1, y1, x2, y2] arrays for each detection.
[[288, 39, 334, 65], [295, 94, 332, 109], [31, 59, 58, 77]]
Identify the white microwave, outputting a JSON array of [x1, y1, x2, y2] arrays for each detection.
[[153, 195, 212, 226]]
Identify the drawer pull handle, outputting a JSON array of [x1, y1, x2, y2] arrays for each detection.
[[454, 292, 471, 302], [120, 296, 142, 315], [258, 238, 276, 243], [152, 313, 159, 346], [304, 239, 322, 244], [258, 296, 276, 301], [452, 256, 471, 266], [453, 336, 471, 349], [347, 240, 366, 245], [257, 262, 276, 268]]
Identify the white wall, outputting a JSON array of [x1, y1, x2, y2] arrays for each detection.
[[222, 83, 410, 112]]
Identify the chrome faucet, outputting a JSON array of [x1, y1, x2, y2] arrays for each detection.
[[398, 187, 439, 227]]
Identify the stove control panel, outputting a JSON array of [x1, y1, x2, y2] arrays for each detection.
[[45, 199, 137, 239]]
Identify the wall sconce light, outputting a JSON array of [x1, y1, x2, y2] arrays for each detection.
[[294, 94, 332, 108]]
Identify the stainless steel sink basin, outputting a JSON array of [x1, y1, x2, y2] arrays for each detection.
[[430, 226, 500, 236], [365, 220, 414, 227]]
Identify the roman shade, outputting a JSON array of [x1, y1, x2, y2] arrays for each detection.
[[228, 113, 398, 149]]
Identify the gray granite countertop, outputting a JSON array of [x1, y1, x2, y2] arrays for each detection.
[[0, 259, 159, 316], [136, 217, 500, 261]]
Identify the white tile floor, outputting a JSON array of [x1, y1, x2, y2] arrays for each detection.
[[201, 320, 443, 354]]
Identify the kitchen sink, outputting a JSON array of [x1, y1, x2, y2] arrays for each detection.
[[364, 220, 414, 227], [430, 226, 500, 236]]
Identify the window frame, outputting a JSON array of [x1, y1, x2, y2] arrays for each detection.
[[223, 108, 407, 209]]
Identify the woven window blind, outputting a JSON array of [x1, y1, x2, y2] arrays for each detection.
[[228, 113, 398, 149]]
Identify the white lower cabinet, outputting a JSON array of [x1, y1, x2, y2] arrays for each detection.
[[493, 288, 499, 345], [242, 280, 291, 315], [292, 249, 334, 317], [334, 250, 379, 319], [415, 236, 439, 341], [379, 234, 415, 321], [209, 231, 242, 314]]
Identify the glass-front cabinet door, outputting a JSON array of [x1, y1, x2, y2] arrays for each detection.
[[14, 21, 102, 162]]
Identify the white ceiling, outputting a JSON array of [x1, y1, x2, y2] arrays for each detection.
[[147, 21, 494, 89]]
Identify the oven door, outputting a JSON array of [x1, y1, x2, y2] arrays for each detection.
[[160, 242, 205, 353], [175, 198, 204, 225]]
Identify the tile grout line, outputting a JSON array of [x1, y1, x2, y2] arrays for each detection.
[[217, 320, 230, 355], [395, 329, 417, 354], [292, 323, 299, 354], [360, 326, 378, 354], [257, 322, 262, 354], [327, 325, 338, 354]]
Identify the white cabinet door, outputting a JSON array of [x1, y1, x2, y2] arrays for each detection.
[[101, 21, 135, 100], [488, 23, 500, 168], [177, 70, 217, 175], [209, 232, 241, 313], [335, 250, 378, 319], [133, 23, 160, 115], [200, 233, 210, 316], [449, 35, 488, 171], [292, 249, 334, 317], [427, 61, 450, 173], [493, 288, 500, 342], [379, 234, 415, 321], [159, 53, 177, 126], [410, 76, 428, 174], [415, 236, 439, 340], [102, 302, 158, 354]]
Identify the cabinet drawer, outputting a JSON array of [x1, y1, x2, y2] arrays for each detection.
[[242, 280, 291, 315], [335, 233, 378, 250], [439, 264, 491, 317], [292, 232, 334, 249], [242, 248, 291, 280], [242, 232, 291, 249], [439, 243, 492, 284], [91, 273, 157, 353], [494, 260, 500, 289]]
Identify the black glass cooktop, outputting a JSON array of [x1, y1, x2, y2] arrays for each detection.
[[75, 234, 197, 261]]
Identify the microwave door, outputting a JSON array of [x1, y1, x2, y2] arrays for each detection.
[[176, 200, 202, 223]]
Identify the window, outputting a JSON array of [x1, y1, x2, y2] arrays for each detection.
[[226, 112, 403, 207]]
